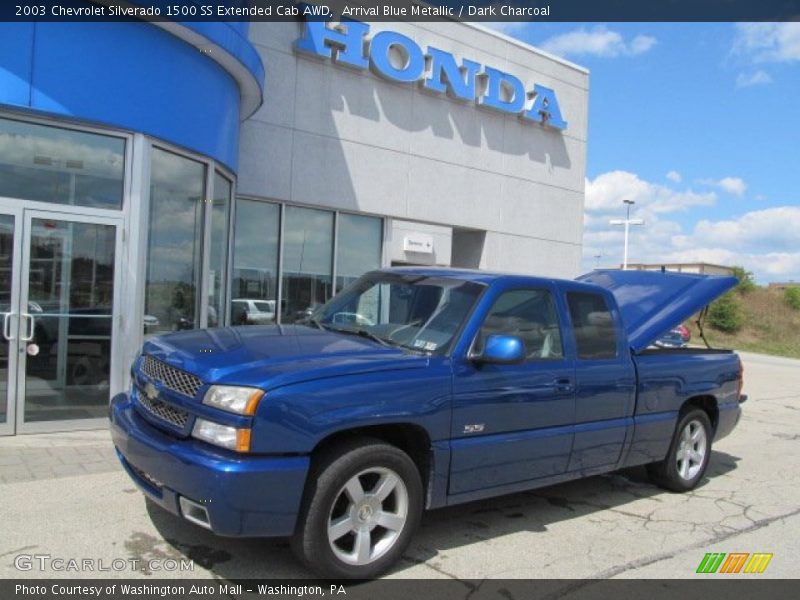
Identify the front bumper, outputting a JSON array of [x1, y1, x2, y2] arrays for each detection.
[[109, 393, 309, 537]]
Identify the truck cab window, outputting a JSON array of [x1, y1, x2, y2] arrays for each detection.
[[566, 292, 618, 359], [478, 289, 564, 360]]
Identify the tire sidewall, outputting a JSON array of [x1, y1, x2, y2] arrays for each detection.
[[296, 442, 423, 579], [665, 409, 713, 491]]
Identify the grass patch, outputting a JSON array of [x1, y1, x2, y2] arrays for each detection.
[[689, 288, 800, 359]]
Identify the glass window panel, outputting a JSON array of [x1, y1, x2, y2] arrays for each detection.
[[24, 219, 116, 423], [282, 206, 333, 323], [566, 292, 618, 360], [479, 289, 564, 361], [335, 213, 382, 293], [144, 148, 205, 336], [0, 117, 125, 209], [0, 214, 14, 425], [207, 173, 231, 328], [231, 199, 279, 325]]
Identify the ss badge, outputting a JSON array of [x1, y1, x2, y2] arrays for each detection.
[[463, 424, 485, 434]]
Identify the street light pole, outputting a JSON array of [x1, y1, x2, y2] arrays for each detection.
[[610, 199, 644, 270]]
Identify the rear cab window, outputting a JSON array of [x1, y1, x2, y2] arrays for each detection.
[[566, 292, 618, 360]]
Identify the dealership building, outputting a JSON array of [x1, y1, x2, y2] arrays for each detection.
[[0, 17, 588, 435]]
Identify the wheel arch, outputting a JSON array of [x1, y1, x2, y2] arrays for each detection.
[[308, 423, 434, 506], [682, 395, 719, 433]]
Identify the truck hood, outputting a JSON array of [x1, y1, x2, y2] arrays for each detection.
[[576, 269, 738, 353], [141, 325, 428, 391]]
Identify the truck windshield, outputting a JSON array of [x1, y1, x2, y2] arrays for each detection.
[[307, 273, 485, 354]]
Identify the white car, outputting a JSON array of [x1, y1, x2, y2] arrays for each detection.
[[232, 299, 276, 325]]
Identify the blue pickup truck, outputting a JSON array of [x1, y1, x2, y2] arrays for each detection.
[[110, 268, 745, 578]]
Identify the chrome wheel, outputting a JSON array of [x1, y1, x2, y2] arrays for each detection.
[[327, 467, 409, 566], [676, 419, 707, 480]]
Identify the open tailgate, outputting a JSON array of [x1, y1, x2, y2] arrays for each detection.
[[576, 269, 738, 353]]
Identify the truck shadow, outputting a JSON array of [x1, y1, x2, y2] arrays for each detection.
[[144, 450, 740, 579]]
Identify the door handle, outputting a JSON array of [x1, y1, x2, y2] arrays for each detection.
[[20, 313, 34, 342], [554, 377, 574, 393], [2, 312, 14, 341]]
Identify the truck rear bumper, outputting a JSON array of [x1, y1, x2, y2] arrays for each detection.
[[109, 393, 309, 537], [714, 400, 742, 442]]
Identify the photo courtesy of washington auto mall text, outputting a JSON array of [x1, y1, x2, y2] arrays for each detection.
[[1, 0, 800, 599]]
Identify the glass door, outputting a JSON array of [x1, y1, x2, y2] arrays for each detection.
[[15, 211, 121, 432], [0, 209, 22, 436]]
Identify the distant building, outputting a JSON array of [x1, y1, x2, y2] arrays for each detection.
[[768, 282, 799, 290], [624, 262, 735, 276]]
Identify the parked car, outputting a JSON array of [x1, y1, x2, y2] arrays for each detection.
[[231, 298, 276, 325], [654, 327, 689, 349], [111, 268, 745, 578]]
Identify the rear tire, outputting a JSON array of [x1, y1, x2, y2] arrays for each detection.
[[292, 438, 423, 579], [647, 409, 712, 492]]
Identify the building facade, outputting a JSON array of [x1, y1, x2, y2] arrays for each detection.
[[625, 263, 735, 277], [0, 17, 588, 435]]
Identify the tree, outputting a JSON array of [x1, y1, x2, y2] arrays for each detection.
[[708, 292, 744, 332], [731, 266, 756, 294], [785, 286, 800, 311]]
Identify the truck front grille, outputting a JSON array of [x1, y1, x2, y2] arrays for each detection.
[[137, 392, 189, 429], [141, 355, 202, 399]]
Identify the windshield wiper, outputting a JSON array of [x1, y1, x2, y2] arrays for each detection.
[[327, 326, 396, 348]]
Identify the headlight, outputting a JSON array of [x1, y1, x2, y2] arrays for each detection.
[[192, 418, 252, 453], [202, 385, 264, 416]]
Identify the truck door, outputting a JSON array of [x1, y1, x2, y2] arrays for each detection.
[[449, 285, 576, 496], [561, 288, 636, 472]]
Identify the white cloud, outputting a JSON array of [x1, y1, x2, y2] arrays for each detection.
[[698, 177, 748, 197], [717, 177, 747, 197], [733, 23, 800, 63], [583, 170, 800, 282], [735, 70, 773, 88], [666, 170, 682, 183], [586, 170, 716, 214], [539, 27, 657, 59]]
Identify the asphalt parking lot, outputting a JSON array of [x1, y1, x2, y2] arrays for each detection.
[[1, 351, 798, 581]]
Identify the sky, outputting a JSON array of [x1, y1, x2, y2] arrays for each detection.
[[489, 22, 800, 283]]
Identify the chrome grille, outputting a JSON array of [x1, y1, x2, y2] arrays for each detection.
[[141, 355, 202, 398], [137, 392, 189, 429]]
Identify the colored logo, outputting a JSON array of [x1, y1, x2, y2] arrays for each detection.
[[294, 21, 568, 131], [696, 552, 773, 574]]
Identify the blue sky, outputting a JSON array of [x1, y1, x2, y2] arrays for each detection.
[[492, 22, 800, 283]]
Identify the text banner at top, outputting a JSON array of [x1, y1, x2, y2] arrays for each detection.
[[3, 0, 800, 22]]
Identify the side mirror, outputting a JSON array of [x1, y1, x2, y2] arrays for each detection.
[[470, 334, 526, 364]]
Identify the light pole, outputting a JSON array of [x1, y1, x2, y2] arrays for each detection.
[[610, 199, 644, 270]]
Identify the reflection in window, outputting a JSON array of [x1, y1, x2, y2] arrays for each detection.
[[282, 206, 333, 323], [0, 215, 14, 424], [145, 148, 205, 335], [208, 173, 231, 328], [231, 199, 279, 325], [0, 117, 125, 209], [336, 213, 382, 293], [480, 289, 564, 360], [566, 292, 618, 360], [24, 219, 116, 422]]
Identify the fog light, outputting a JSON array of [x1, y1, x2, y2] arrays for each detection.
[[192, 418, 251, 452]]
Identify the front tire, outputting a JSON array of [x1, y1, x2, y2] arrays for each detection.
[[292, 438, 423, 579], [648, 409, 712, 492]]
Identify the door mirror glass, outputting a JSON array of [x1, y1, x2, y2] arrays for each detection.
[[471, 334, 525, 364]]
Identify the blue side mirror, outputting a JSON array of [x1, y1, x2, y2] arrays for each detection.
[[472, 334, 526, 364]]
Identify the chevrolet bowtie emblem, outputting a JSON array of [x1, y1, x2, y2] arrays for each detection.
[[144, 382, 159, 401]]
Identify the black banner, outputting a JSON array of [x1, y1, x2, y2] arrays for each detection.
[[3, 579, 800, 600], [3, 0, 800, 23]]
